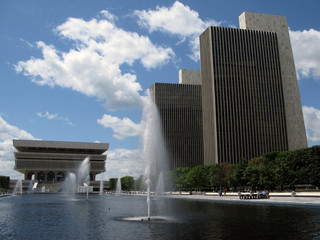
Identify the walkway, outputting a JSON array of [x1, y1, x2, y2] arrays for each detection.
[[164, 192, 320, 206]]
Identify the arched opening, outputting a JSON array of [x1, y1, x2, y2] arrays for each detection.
[[47, 172, 55, 182], [27, 172, 35, 180], [37, 172, 45, 182], [57, 172, 65, 182]]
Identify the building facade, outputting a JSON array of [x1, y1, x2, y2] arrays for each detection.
[[13, 139, 108, 182], [239, 12, 307, 150], [151, 12, 307, 168], [150, 82, 203, 169], [200, 12, 307, 164]]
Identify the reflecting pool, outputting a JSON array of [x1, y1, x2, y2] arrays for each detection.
[[0, 194, 319, 240]]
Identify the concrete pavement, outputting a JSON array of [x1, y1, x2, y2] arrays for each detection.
[[164, 191, 320, 206]]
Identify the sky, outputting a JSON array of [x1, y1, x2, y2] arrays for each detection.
[[1, 0, 320, 180]]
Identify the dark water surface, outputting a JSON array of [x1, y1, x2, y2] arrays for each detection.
[[1, 194, 320, 240]]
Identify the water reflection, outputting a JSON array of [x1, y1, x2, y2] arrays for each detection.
[[0, 194, 319, 240]]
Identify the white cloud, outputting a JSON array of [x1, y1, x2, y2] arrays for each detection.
[[97, 114, 142, 140], [37, 111, 74, 126], [0, 116, 36, 179], [134, 1, 220, 61], [100, 10, 118, 23], [290, 28, 320, 80], [302, 106, 320, 142], [19, 38, 34, 48], [15, 10, 174, 110], [96, 148, 145, 180], [37, 111, 58, 120]]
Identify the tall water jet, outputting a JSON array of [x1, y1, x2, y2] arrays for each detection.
[[116, 178, 121, 196], [99, 180, 104, 195], [77, 157, 90, 187], [62, 172, 76, 195], [28, 174, 34, 193], [155, 171, 165, 197], [62, 158, 90, 199], [77, 157, 90, 200], [141, 93, 169, 220], [13, 179, 23, 195]]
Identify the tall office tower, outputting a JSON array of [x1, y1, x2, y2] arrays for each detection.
[[200, 12, 307, 165], [239, 12, 307, 151], [150, 79, 203, 169]]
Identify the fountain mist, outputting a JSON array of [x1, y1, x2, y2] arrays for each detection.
[[155, 171, 165, 197], [116, 178, 122, 196], [141, 94, 169, 220], [13, 179, 23, 195], [28, 174, 34, 193], [99, 180, 104, 195], [61, 157, 90, 199]]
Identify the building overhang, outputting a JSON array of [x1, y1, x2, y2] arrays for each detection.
[[13, 139, 109, 180], [13, 139, 109, 155]]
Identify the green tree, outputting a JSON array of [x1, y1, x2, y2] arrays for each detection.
[[0, 176, 10, 189], [121, 176, 134, 191], [229, 158, 248, 189], [259, 152, 278, 190], [307, 146, 320, 188], [274, 151, 295, 191], [295, 146, 320, 188], [215, 163, 233, 188], [108, 178, 118, 191], [176, 167, 192, 190], [186, 166, 208, 191], [134, 175, 144, 191], [243, 157, 261, 189], [207, 164, 220, 190]]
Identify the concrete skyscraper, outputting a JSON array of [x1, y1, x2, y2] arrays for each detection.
[[239, 12, 307, 151], [200, 12, 307, 165], [151, 12, 307, 169], [150, 72, 203, 169]]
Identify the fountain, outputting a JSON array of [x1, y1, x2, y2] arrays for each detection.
[[99, 180, 104, 195], [119, 94, 170, 222], [61, 157, 90, 199], [155, 171, 165, 197], [78, 157, 90, 200], [62, 172, 77, 195], [141, 94, 169, 221], [28, 174, 34, 193], [77, 157, 90, 187], [13, 179, 23, 195], [115, 178, 121, 196]]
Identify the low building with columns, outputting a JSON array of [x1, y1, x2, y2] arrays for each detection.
[[13, 139, 108, 182]]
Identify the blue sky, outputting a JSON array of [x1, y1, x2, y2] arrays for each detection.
[[1, 0, 320, 180]]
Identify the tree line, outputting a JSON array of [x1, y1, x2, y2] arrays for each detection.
[[0, 176, 10, 190], [109, 176, 144, 192], [171, 145, 320, 191], [108, 146, 320, 192]]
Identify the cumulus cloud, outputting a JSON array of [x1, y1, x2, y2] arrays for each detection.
[[290, 29, 320, 80], [302, 106, 320, 142], [15, 10, 174, 110], [0, 116, 36, 179], [134, 1, 220, 61], [97, 114, 142, 140], [96, 148, 144, 180], [37, 111, 74, 126]]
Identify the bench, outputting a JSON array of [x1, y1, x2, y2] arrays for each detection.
[[239, 193, 270, 199]]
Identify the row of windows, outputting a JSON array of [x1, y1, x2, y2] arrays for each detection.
[[151, 83, 204, 169], [210, 26, 288, 164]]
